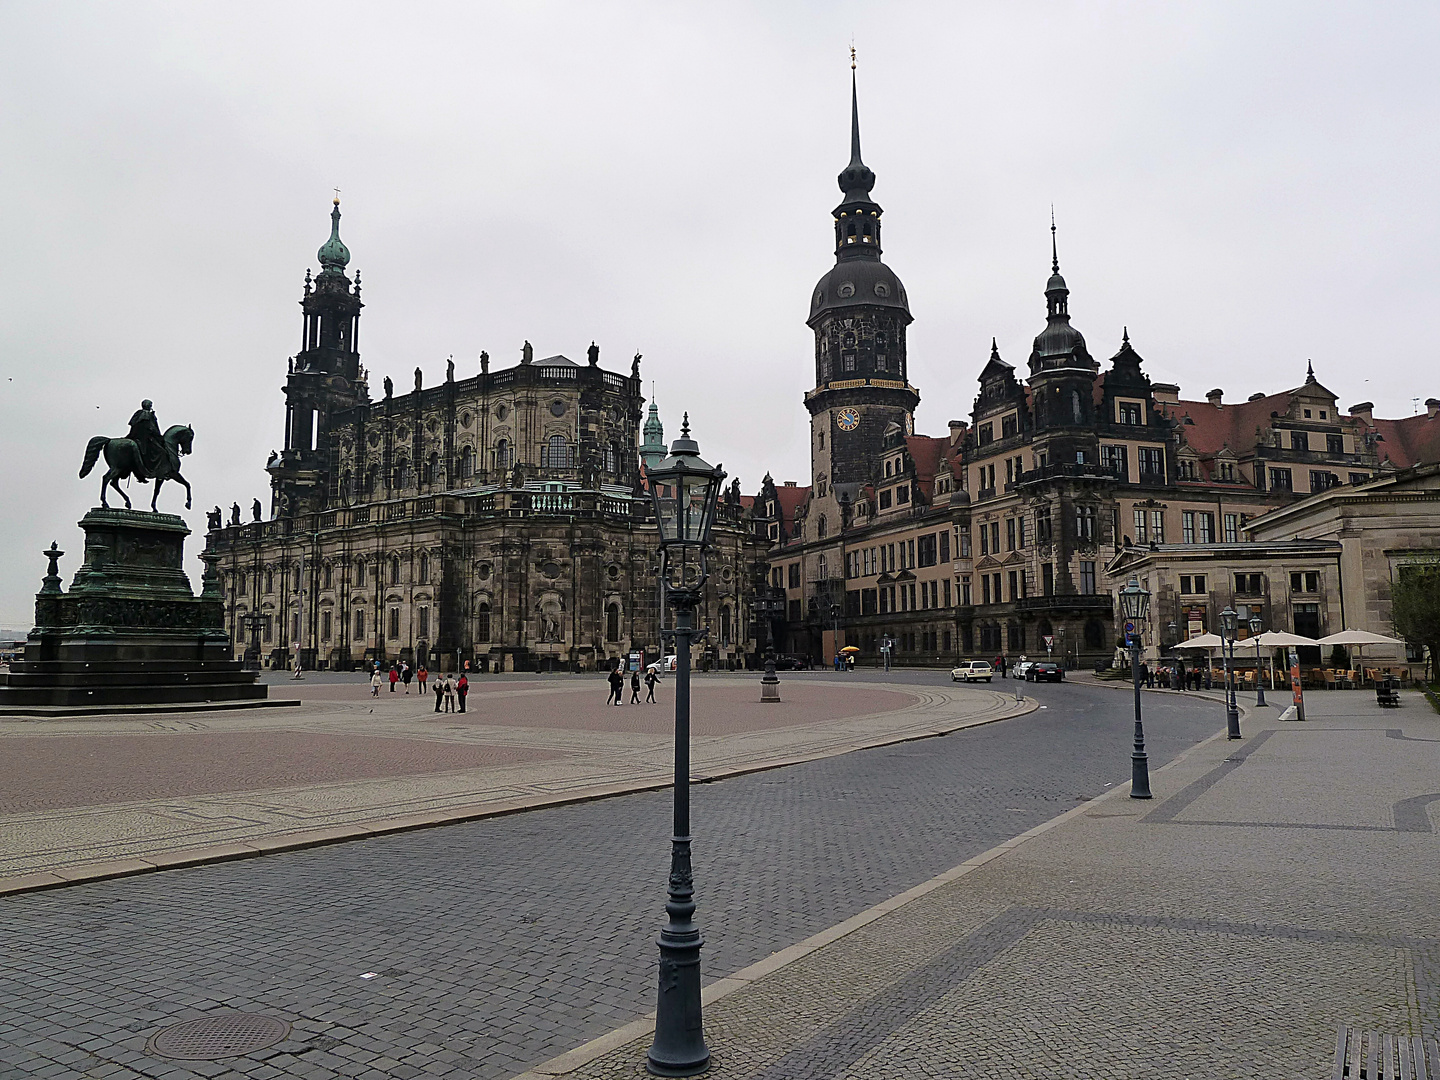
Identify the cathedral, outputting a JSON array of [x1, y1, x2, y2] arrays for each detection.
[[206, 199, 766, 673]]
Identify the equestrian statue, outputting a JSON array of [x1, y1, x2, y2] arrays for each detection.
[[79, 399, 195, 511]]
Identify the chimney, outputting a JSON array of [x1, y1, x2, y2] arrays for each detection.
[[783, 480, 797, 487], [948, 419, 967, 448], [1248, 392, 1266, 401], [1349, 401, 1374, 424], [1206, 388, 1224, 407], [1151, 382, 1180, 404], [1428, 398, 1440, 419]]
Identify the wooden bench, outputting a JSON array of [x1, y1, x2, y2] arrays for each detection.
[[1334, 1026, 1439, 1078]]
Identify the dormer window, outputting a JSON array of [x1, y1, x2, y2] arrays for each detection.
[[1303, 409, 1312, 418]]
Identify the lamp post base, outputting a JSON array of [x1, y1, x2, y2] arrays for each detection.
[[1226, 707, 1242, 739], [1131, 751, 1153, 799]]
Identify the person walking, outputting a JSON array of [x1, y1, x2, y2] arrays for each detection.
[[607, 666, 623, 706], [388, 664, 399, 693], [456, 672, 468, 713], [401, 662, 413, 694], [1174, 657, 1186, 692], [630, 669, 641, 703], [370, 668, 382, 697], [417, 664, 428, 693], [645, 669, 658, 703]]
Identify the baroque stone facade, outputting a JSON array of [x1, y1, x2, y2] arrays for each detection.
[[207, 200, 765, 672], [760, 75, 1440, 669]]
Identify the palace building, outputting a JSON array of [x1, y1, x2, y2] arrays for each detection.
[[757, 72, 1440, 669], [206, 199, 766, 673]]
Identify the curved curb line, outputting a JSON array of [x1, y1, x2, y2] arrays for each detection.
[[506, 719, 1232, 1079], [0, 695, 1037, 899]]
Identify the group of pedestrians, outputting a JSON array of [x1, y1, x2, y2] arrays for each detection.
[[367, 659, 464, 710], [607, 666, 659, 705], [1136, 660, 1209, 691]]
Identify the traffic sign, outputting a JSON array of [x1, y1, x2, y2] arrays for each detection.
[[1043, 635, 1054, 649]]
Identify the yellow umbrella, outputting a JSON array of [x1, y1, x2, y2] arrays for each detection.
[[840, 645, 861, 654]]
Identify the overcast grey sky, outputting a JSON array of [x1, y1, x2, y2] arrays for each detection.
[[2, 2, 1437, 628]]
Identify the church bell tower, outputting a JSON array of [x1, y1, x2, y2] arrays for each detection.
[[804, 59, 919, 507], [269, 197, 369, 517]]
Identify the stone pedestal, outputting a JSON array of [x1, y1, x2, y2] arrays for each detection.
[[0, 509, 271, 712], [760, 656, 781, 703]]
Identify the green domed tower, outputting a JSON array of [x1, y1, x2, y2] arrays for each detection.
[[640, 401, 666, 470]]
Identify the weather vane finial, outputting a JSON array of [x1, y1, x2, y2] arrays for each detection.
[[333, 187, 341, 206], [850, 42, 856, 70]]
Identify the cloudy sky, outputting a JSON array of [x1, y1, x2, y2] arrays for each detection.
[[1, 2, 1436, 628]]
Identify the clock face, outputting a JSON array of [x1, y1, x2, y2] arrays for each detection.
[[836, 408, 860, 431], [904, 413, 914, 435]]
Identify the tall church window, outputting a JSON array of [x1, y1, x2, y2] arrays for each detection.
[[495, 439, 511, 471], [606, 603, 620, 642], [816, 514, 827, 540], [354, 609, 365, 640], [390, 555, 400, 585], [843, 353, 856, 371], [355, 560, 366, 587], [476, 602, 491, 643], [719, 608, 731, 647], [418, 552, 430, 585], [543, 435, 571, 469], [424, 453, 439, 485], [460, 446, 474, 478], [395, 458, 411, 489]]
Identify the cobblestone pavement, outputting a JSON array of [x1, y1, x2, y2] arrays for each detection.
[[552, 691, 1440, 1080], [0, 676, 1017, 878], [0, 678, 1222, 1079]]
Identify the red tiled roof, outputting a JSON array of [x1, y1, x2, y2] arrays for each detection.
[[904, 435, 946, 499], [773, 484, 811, 533], [1363, 413, 1440, 468], [1158, 391, 1294, 457]]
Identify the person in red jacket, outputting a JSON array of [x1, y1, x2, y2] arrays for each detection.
[[456, 672, 469, 713], [388, 665, 399, 692]]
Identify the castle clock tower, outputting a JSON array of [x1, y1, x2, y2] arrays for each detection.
[[805, 63, 919, 507]]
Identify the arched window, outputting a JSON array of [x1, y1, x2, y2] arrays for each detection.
[[460, 446, 474, 478], [1084, 617, 1104, 649], [605, 602, 620, 642], [390, 555, 401, 585], [395, 457, 411, 489], [476, 602, 491, 643], [885, 461, 892, 478], [495, 439, 511, 471], [365, 466, 377, 495], [719, 607, 731, 647], [264, 570, 274, 594], [424, 453, 438, 486], [418, 552, 429, 585], [236, 572, 247, 594], [543, 435, 570, 469], [816, 514, 828, 540], [323, 562, 333, 588], [604, 445, 617, 474], [355, 559, 366, 587]]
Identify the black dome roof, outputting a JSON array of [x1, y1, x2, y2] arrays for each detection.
[[808, 259, 912, 327]]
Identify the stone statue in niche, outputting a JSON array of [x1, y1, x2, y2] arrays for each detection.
[[536, 596, 564, 642]]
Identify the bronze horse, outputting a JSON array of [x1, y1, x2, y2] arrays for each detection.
[[79, 424, 195, 511]]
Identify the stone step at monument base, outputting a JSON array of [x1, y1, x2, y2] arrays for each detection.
[[4, 660, 264, 687], [0, 672, 273, 708]]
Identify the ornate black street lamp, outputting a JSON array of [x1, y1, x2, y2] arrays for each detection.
[[1119, 577, 1152, 799], [1219, 606, 1243, 739], [644, 414, 725, 1077], [1249, 613, 1267, 707]]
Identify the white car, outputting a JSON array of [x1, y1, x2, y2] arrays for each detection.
[[646, 655, 678, 675], [950, 660, 994, 683], [1011, 659, 1035, 681]]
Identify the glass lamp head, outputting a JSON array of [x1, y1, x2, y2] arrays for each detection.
[[646, 413, 726, 551]]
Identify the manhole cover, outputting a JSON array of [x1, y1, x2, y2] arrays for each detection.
[[148, 1013, 290, 1060]]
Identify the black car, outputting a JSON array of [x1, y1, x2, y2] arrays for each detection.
[[1028, 661, 1064, 682], [771, 654, 810, 671]]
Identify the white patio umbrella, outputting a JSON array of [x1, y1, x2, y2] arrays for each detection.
[[1174, 633, 1224, 650], [1250, 631, 1315, 689], [1316, 629, 1408, 676]]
